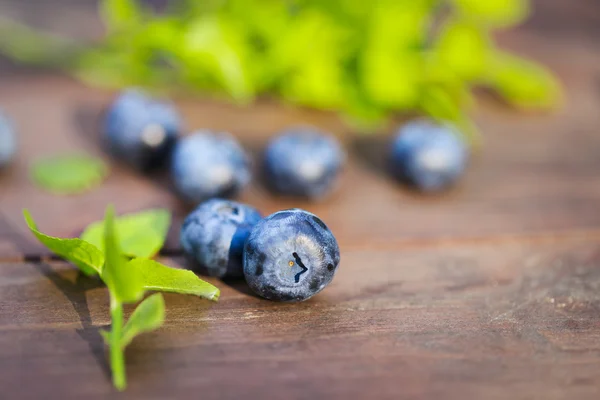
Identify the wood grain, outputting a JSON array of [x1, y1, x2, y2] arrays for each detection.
[[1, 0, 600, 398], [2, 237, 600, 399]]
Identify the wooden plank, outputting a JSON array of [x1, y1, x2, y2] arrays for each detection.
[[2, 237, 600, 398]]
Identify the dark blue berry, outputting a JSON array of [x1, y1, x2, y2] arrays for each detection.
[[263, 127, 344, 199], [389, 119, 468, 192], [0, 112, 16, 167], [104, 89, 181, 171], [244, 209, 340, 302], [170, 131, 251, 204], [181, 199, 262, 278]]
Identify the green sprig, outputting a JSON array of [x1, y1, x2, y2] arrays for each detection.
[[23, 207, 220, 390], [0, 0, 562, 143]]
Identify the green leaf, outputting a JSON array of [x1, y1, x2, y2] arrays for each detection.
[[451, 0, 529, 28], [30, 154, 108, 195], [360, 48, 421, 109], [127, 258, 220, 302], [0, 17, 80, 67], [488, 52, 562, 109], [436, 20, 491, 81], [102, 205, 145, 304], [367, 0, 430, 49], [181, 16, 254, 102], [281, 59, 348, 110], [100, 0, 143, 31], [121, 293, 165, 348], [81, 209, 171, 259], [22, 209, 103, 276]]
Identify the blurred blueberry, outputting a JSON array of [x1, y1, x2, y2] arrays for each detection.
[[181, 199, 262, 278], [389, 119, 468, 192], [244, 208, 340, 302], [263, 127, 344, 199], [171, 131, 251, 203], [104, 88, 182, 171], [0, 112, 16, 168]]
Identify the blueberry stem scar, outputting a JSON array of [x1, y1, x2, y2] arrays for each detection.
[[292, 252, 308, 283]]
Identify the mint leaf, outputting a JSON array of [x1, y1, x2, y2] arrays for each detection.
[[102, 205, 145, 304], [30, 153, 108, 195], [128, 258, 220, 302], [489, 52, 562, 109], [360, 48, 420, 109], [182, 16, 254, 102], [120, 293, 165, 348], [81, 208, 171, 259], [23, 209, 103, 276], [436, 20, 491, 81]]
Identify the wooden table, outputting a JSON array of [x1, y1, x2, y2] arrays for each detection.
[[1, 1, 600, 398]]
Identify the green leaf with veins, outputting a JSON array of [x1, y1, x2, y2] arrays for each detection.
[[128, 258, 220, 301], [81, 209, 171, 259], [120, 293, 165, 347], [100, 293, 165, 347], [23, 209, 103, 276], [102, 205, 145, 304]]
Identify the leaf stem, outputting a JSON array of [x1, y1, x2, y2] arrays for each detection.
[[109, 295, 126, 391]]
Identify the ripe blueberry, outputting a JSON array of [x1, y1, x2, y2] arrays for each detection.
[[0, 112, 16, 168], [389, 119, 468, 192], [171, 131, 251, 203], [104, 89, 182, 171], [244, 209, 340, 302], [263, 127, 344, 199], [181, 199, 262, 278]]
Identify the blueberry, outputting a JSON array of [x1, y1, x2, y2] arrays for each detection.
[[263, 127, 344, 199], [181, 199, 262, 278], [0, 112, 16, 168], [104, 89, 182, 171], [244, 209, 340, 302], [389, 119, 468, 192], [171, 131, 251, 203]]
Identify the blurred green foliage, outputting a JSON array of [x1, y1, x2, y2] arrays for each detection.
[[0, 0, 561, 139]]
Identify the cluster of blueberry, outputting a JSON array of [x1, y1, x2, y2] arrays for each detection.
[[104, 89, 469, 201], [103, 89, 469, 301], [105, 89, 347, 203], [0, 89, 470, 301], [181, 199, 340, 302]]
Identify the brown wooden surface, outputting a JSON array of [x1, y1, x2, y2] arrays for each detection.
[[1, 0, 600, 399]]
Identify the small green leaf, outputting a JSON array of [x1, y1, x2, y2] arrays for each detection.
[[451, 0, 529, 28], [100, 0, 143, 31], [23, 209, 103, 276], [360, 48, 421, 109], [436, 20, 491, 81], [489, 52, 562, 109], [81, 209, 171, 259], [102, 206, 145, 304], [121, 293, 165, 348], [30, 154, 108, 195], [128, 258, 220, 302]]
